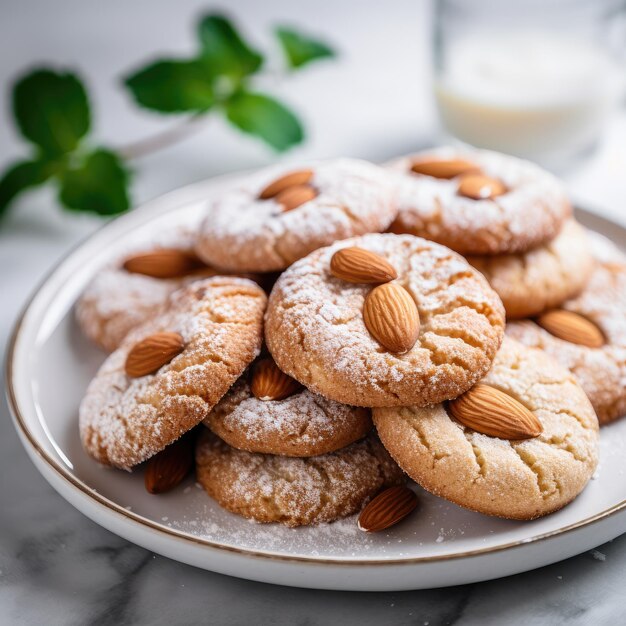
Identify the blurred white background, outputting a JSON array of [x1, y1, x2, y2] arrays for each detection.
[[1, 0, 625, 240], [0, 0, 433, 228], [0, 0, 431, 358]]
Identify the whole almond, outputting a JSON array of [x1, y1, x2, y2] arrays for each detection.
[[448, 383, 543, 439], [125, 331, 185, 378], [411, 158, 479, 179], [358, 485, 418, 532], [123, 248, 204, 278], [275, 184, 318, 212], [536, 309, 604, 348], [457, 174, 507, 200], [144, 434, 194, 494], [363, 283, 420, 353], [259, 169, 314, 199], [330, 247, 398, 284], [251, 358, 302, 401]]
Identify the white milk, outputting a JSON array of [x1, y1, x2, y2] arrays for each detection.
[[435, 32, 623, 166]]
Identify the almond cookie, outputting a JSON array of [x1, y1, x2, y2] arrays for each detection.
[[194, 159, 397, 272], [507, 234, 626, 424], [387, 147, 571, 255], [76, 246, 261, 352], [265, 233, 505, 407], [374, 337, 599, 520], [79, 277, 267, 470], [195, 429, 404, 526], [468, 220, 593, 319], [76, 236, 211, 353], [76, 268, 187, 352], [203, 363, 372, 457]]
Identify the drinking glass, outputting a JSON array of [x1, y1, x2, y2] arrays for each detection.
[[433, 0, 626, 169]]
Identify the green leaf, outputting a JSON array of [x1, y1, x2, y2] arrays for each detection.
[[12, 69, 90, 156], [197, 14, 263, 79], [275, 27, 335, 69], [124, 59, 215, 113], [59, 149, 130, 215], [225, 91, 303, 151], [0, 159, 52, 216]]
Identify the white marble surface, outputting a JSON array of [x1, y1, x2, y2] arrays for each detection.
[[1, 1, 625, 624]]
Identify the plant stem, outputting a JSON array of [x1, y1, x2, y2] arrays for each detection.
[[117, 114, 208, 160]]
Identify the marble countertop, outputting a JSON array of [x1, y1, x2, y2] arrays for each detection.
[[1, 1, 625, 623]]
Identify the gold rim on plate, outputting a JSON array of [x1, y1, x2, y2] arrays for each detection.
[[5, 201, 626, 567]]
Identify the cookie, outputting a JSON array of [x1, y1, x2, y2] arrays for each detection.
[[507, 234, 626, 424], [194, 159, 397, 272], [79, 277, 267, 469], [77, 247, 261, 352], [374, 337, 599, 520], [387, 147, 571, 255], [468, 220, 593, 319], [587, 229, 626, 266], [203, 369, 372, 456], [265, 233, 505, 407], [76, 268, 186, 352], [195, 429, 404, 526]]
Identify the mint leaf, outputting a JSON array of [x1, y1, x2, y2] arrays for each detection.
[[225, 91, 303, 151], [197, 14, 262, 79], [275, 27, 335, 69], [59, 149, 130, 215], [0, 159, 52, 216], [13, 69, 90, 156], [125, 59, 215, 113]]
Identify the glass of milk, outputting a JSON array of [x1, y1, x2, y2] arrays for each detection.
[[434, 0, 626, 169]]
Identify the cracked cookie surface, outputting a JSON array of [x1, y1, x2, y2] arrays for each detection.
[[194, 158, 397, 272], [468, 219, 593, 319], [79, 277, 267, 470], [76, 229, 200, 352], [203, 375, 372, 456], [507, 233, 626, 424], [373, 337, 599, 520], [76, 237, 259, 352], [265, 233, 505, 407], [387, 147, 571, 255], [76, 268, 187, 352], [195, 429, 404, 526]]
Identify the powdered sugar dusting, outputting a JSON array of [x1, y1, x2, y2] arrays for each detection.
[[204, 376, 372, 456], [468, 219, 593, 318], [266, 233, 505, 407], [79, 277, 266, 469], [75, 224, 204, 352], [195, 430, 404, 526], [195, 158, 397, 271], [386, 146, 571, 254], [508, 232, 626, 423], [374, 337, 599, 519], [76, 269, 182, 352], [586, 229, 626, 266]]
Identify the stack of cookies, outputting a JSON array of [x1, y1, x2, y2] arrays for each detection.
[[389, 147, 625, 426], [76, 150, 625, 531]]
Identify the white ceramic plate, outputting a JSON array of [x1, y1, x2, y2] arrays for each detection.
[[6, 175, 626, 591]]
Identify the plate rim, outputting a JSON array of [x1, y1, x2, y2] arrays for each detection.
[[5, 179, 626, 567]]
